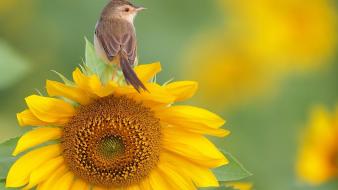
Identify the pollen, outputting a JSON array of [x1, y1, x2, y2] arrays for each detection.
[[62, 95, 161, 188]]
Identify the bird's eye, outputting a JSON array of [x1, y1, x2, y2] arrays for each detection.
[[124, 8, 130, 12]]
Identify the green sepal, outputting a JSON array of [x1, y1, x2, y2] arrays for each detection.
[[51, 70, 74, 86], [162, 78, 175, 86], [213, 150, 252, 182], [0, 137, 19, 180], [84, 38, 118, 84]]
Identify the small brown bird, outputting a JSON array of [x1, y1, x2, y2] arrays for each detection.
[[94, 0, 146, 92]]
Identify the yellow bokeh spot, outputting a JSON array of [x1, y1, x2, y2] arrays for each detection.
[[296, 106, 338, 185], [183, 33, 277, 108], [220, 0, 337, 71]]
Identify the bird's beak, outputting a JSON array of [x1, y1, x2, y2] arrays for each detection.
[[135, 6, 146, 12]]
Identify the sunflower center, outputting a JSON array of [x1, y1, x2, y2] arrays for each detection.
[[62, 95, 161, 188], [98, 135, 125, 159]]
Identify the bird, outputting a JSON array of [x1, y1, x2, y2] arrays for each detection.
[[94, 0, 147, 92]]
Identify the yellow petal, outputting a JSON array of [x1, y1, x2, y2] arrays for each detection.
[[157, 106, 225, 129], [134, 62, 161, 82], [164, 81, 198, 101], [52, 172, 74, 190], [72, 68, 97, 89], [162, 127, 228, 168], [17, 110, 50, 127], [148, 169, 172, 190], [157, 161, 196, 190], [37, 165, 68, 190], [70, 178, 90, 190], [72, 68, 117, 97], [162, 152, 219, 187], [13, 127, 62, 156], [162, 123, 230, 137], [46, 80, 92, 105], [115, 83, 175, 105], [24, 157, 64, 189], [125, 184, 142, 190], [139, 177, 152, 190], [94, 81, 116, 97], [25, 95, 75, 125], [72, 68, 102, 94], [6, 144, 62, 188]]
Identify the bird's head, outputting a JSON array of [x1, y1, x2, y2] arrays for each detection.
[[102, 0, 146, 22]]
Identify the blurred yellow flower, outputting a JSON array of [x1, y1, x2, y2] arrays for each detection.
[[183, 0, 336, 108], [0, 0, 36, 43], [6, 63, 229, 189], [183, 33, 277, 108], [296, 105, 338, 185], [0, 0, 18, 14], [220, 0, 337, 70]]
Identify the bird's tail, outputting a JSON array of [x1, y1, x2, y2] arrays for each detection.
[[120, 55, 147, 92]]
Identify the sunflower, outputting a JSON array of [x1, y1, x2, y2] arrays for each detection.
[[296, 106, 338, 185], [6, 62, 229, 190]]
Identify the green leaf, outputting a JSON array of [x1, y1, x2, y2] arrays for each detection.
[[0, 40, 30, 89], [213, 151, 252, 182], [0, 180, 5, 190], [84, 38, 117, 84], [0, 138, 19, 180]]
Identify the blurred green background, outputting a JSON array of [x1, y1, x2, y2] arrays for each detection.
[[0, 0, 337, 190]]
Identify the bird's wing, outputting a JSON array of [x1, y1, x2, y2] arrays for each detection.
[[95, 19, 137, 64], [121, 32, 137, 65]]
